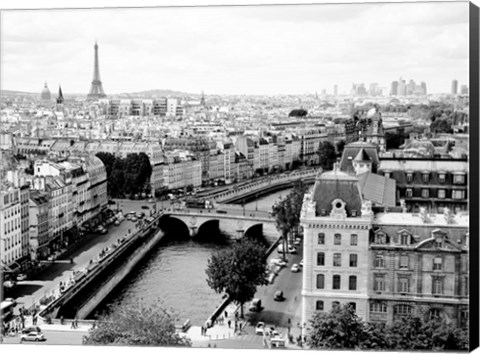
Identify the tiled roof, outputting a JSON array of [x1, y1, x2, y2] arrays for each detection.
[[357, 172, 396, 207]]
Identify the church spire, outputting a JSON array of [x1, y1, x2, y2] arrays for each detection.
[[57, 85, 64, 104]]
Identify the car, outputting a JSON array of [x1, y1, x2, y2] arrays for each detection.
[[274, 290, 284, 301], [114, 220, 121, 226], [277, 245, 297, 254], [255, 322, 265, 335], [141, 205, 149, 210], [299, 259, 304, 267], [22, 326, 42, 335], [249, 298, 262, 312], [148, 198, 155, 203], [270, 258, 287, 267], [126, 214, 133, 220], [131, 217, 138, 222], [136, 212, 144, 219], [4, 297, 16, 304], [16, 273, 27, 281], [291, 264, 300, 272], [21, 331, 45, 342]]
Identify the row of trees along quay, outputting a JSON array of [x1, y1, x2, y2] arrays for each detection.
[[307, 304, 469, 351]]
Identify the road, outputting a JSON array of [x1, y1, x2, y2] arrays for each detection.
[[2, 329, 87, 346], [242, 239, 304, 338], [7, 201, 152, 315]]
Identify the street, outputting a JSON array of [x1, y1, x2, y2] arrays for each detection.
[[2, 329, 87, 346], [7, 200, 152, 315], [243, 239, 304, 338]]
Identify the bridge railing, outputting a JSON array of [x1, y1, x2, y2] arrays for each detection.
[[211, 169, 317, 203]]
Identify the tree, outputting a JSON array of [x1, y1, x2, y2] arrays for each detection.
[[206, 238, 268, 318], [335, 140, 346, 157], [317, 141, 336, 170], [307, 304, 367, 349], [289, 109, 308, 117], [430, 118, 453, 134], [272, 180, 308, 259], [83, 301, 191, 346]]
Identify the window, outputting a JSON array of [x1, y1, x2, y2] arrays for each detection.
[[395, 304, 412, 315], [452, 190, 465, 200], [333, 233, 341, 245], [405, 189, 413, 197], [348, 302, 356, 311], [333, 275, 341, 289], [318, 233, 325, 245], [399, 255, 409, 269], [453, 174, 465, 184], [317, 252, 325, 266], [384, 172, 391, 179], [429, 308, 442, 319], [332, 301, 340, 310], [432, 277, 444, 295], [350, 234, 358, 246], [350, 254, 358, 267], [374, 275, 385, 291], [370, 302, 387, 313], [434, 237, 443, 248], [438, 173, 446, 183], [349, 276, 357, 290], [400, 234, 410, 245], [375, 233, 387, 244], [316, 274, 325, 289], [398, 277, 410, 293], [316, 301, 324, 311], [423, 173, 429, 183], [375, 255, 385, 268], [333, 253, 342, 267], [421, 189, 429, 198], [406, 173, 413, 183], [438, 190, 446, 199]]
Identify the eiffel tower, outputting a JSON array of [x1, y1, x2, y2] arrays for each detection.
[[87, 41, 107, 100]]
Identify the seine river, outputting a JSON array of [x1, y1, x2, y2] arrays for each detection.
[[91, 188, 292, 325]]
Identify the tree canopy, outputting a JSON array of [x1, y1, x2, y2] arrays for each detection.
[[206, 238, 268, 317], [306, 304, 469, 351], [288, 109, 308, 117], [83, 301, 191, 346], [317, 141, 337, 170], [96, 152, 152, 198]]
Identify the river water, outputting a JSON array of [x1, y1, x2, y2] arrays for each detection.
[[91, 188, 292, 325]]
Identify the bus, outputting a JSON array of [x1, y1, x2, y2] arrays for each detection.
[[1, 300, 16, 323]]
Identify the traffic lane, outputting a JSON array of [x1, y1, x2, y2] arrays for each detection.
[[245, 247, 303, 329], [2, 330, 87, 346], [12, 219, 140, 311]]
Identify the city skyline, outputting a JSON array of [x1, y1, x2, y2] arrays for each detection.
[[1, 2, 470, 96]]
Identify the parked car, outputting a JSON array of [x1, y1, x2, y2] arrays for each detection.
[[22, 326, 42, 335], [114, 219, 121, 226], [131, 217, 138, 222], [141, 205, 149, 210], [21, 331, 45, 342], [270, 258, 287, 267], [274, 290, 284, 301], [249, 298, 262, 312], [16, 273, 27, 281], [255, 322, 265, 335], [277, 245, 297, 254], [299, 259, 304, 267], [291, 264, 300, 272]]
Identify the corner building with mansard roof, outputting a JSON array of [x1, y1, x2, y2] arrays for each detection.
[[300, 165, 469, 335]]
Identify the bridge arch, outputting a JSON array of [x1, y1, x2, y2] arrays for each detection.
[[158, 215, 190, 240], [244, 223, 268, 246]]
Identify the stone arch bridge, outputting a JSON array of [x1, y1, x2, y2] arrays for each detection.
[[160, 209, 278, 242]]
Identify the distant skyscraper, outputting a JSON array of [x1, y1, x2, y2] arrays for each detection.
[[397, 77, 406, 96], [369, 83, 378, 96], [390, 81, 398, 96], [421, 82, 427, 95], [451, 79, 458, 95], [87, 42, 107, 100], [460, 85, 469, 95], [334, 85, 338, 96]]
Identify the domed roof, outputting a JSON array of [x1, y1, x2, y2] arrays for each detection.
[[41, 82, 51, 100]]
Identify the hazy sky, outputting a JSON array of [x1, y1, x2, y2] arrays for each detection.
[[0, 1, 470, 95]]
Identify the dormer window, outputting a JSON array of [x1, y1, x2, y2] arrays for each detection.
[[453, 173, 465, 184], [438, 173, 446, 183], [375, 233, 387, 244], [406, 172, 413, 183], [384, 172, 391, 179], [405, 189, 413, 198], [400, 233, 410, 245], [434, 237, 443, 248]]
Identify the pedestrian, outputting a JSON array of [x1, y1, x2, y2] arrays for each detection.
[[32, 315, 37, 326], [228, 320, 231, 329], [71, 320, 75, 329], [60, 316, 64, 325], [224, 310, 228, 318], [74, 316, 78, 329]]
